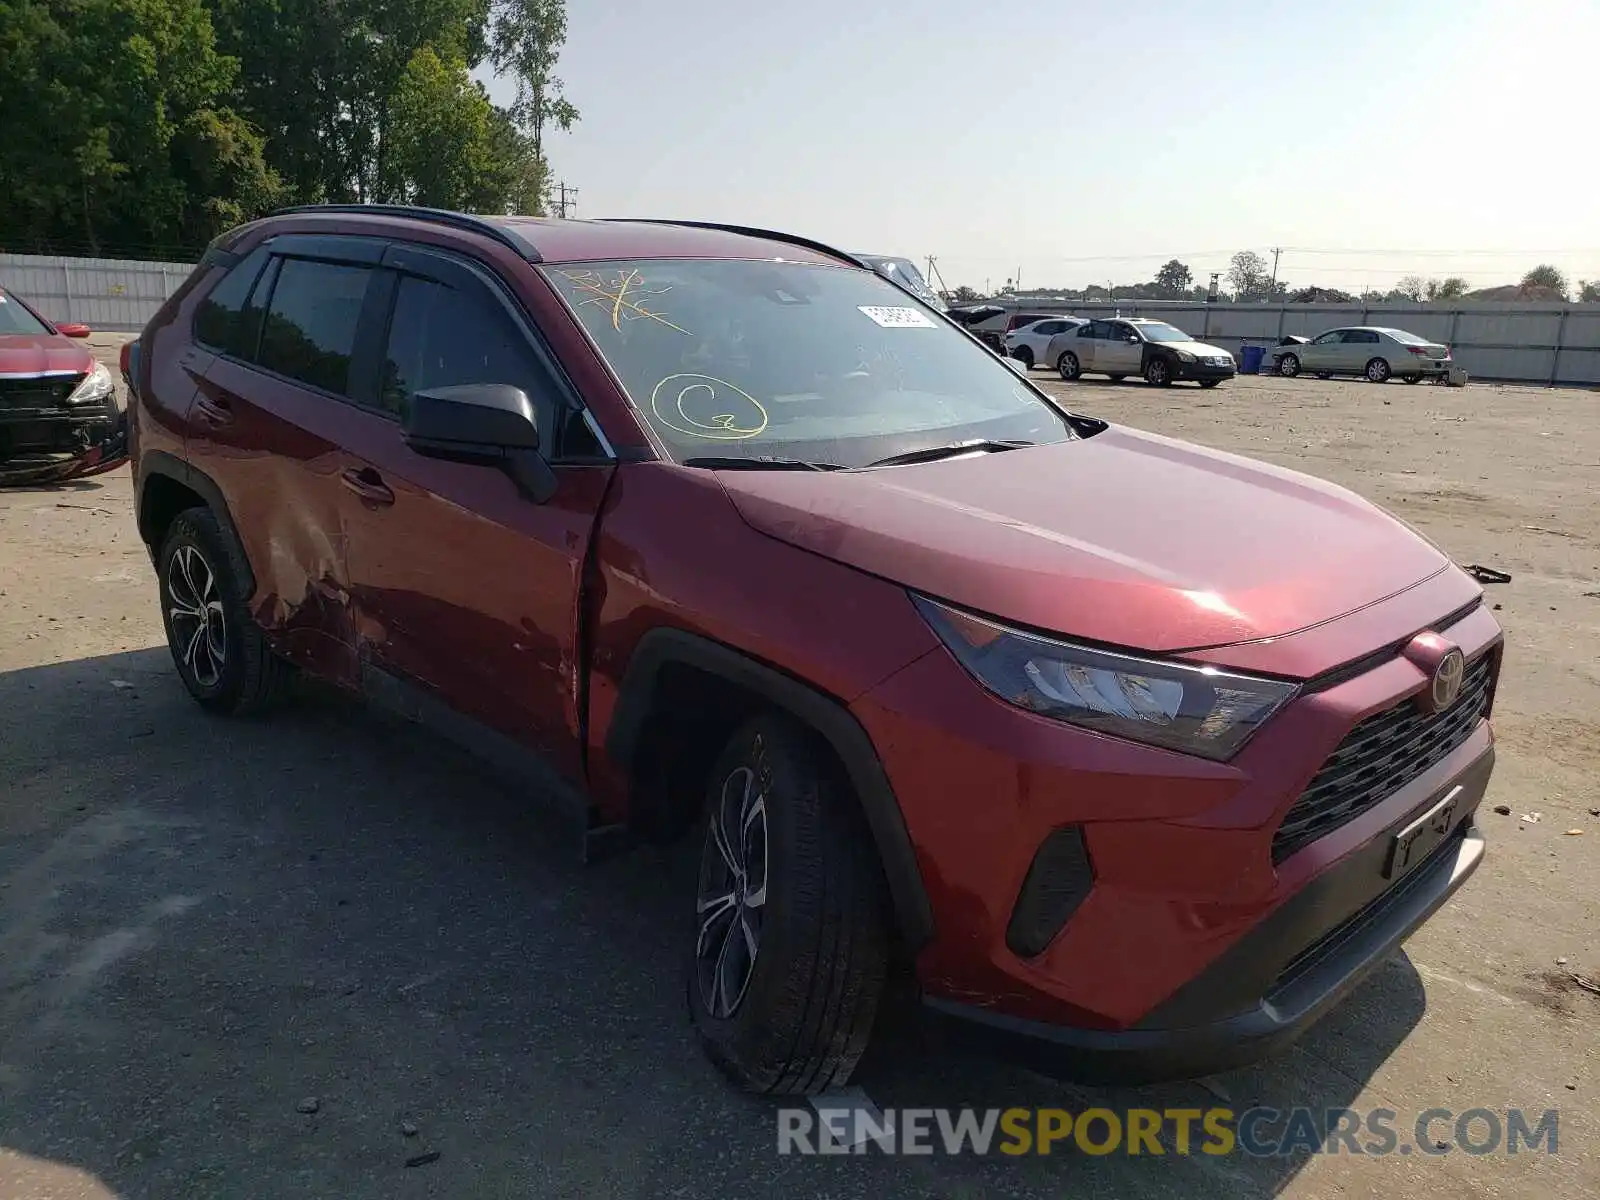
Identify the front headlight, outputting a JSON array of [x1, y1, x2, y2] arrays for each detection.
[[66, 361, 114, 405], [913, 595, 1298, 761], [1176, 350, 1196, 362]]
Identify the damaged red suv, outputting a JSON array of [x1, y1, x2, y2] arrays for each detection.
[[126, 206, 1501, 1092]]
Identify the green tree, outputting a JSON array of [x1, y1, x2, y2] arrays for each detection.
[[950, 285, 982, 304], [1426, 276, 1469, 300], [1154, 259, 1192, 297], [1227, 250, 1269, 299], [0, 0, 279, 256], [1521, 264, 1569, 296], [1394, 275, 1427, 302], [1579, 280, 1600, 303], [490, 0, 579, 168]]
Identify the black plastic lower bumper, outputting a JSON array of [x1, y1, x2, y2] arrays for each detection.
[[1177, 363, 1236, 382], [925, 746, 1492, 1084]]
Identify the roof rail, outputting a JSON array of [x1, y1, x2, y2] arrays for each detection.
[[593, 219, 864, 270], [269, 204, 543, 262]]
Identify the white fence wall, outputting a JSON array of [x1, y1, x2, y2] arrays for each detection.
[[995, 298, 1600, 385], [5, 251, 1599, 385], [0, 253, 192, 332]]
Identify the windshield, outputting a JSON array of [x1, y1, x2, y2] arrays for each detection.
[[0, 291, 52, 336], [545, 259, 1075, 468], [855, 255, 945, 311], [1134, 322, 1192, 342]]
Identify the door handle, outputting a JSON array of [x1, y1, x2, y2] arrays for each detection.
[[340, 466, 395, 506], [194, 395, 234, 425]]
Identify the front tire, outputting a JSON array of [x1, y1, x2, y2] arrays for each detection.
[[1144, 357, 1172, 387], [688, 715, 888, 1095], [1366, 357, 1392, 383], [157, 507, 293, 714], [1057, 351, 1081, 380], [1278, 353, 1301, 377]]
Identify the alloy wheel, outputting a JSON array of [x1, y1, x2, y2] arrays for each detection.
[[167, 544, 226, 688], [695, 765, 769, 1019]]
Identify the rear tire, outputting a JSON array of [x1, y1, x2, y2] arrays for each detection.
[[1011, 346, 1034, 369], [688, 714, 888, 1095], [157, 507, 293, 714], [1278, 353, 1301, 378], [1366, 357, 1392, 383], [1144, 357, 1172, 387], [1057, 351, 1081, 380]]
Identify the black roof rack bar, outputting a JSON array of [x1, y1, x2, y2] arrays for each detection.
[[270, 204, 543, 262], [593, 219, 865, 270]]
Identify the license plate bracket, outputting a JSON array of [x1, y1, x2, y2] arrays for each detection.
[[1385, 785, 1463, 880]]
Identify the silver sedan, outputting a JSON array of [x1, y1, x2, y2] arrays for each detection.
[[1275, 327, 1452, 383]]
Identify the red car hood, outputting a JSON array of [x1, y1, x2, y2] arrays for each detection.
[[0, 333, 94, 376], [715, 426, 1452, 653]]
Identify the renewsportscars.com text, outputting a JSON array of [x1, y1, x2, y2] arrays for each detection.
[[777, 1106, 1560, 1157]]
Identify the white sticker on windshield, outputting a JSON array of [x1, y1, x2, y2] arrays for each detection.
[[858, 305, 935, 329]]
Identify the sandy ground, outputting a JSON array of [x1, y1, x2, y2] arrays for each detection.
[[0, 342, 1596, 1198]]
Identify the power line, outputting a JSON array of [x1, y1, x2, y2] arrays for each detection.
[[552, 181, 579, 219]]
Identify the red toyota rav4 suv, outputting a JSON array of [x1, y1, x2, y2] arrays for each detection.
[[126, 206, 1501, 1094]]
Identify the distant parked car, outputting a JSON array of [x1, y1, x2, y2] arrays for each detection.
[[1275, 327, 1452, 383], [1055, 318, 1236, 387], [1003, 316, 1086, 368], [0, 286, 126, 484]]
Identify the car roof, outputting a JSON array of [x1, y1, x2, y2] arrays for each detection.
[[259, 208, 853, 268]]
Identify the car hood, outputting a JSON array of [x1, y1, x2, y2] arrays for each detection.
[[714, 427, 1452, 653], [0, 334, 93, 377], [1161, 339, 1231, 358]]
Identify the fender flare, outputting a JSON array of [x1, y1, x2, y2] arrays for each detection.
[[136, 450, 256, 595], [606, 627, 935, 952]]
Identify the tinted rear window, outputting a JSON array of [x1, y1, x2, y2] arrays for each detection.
[[193, 247, 269, 352], [256, 258, 372, 396]]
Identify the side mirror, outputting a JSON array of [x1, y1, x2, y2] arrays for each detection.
[[57, 322, 91, 338], [403, 384, 557, 503], [1125, 335, 1140, 344]]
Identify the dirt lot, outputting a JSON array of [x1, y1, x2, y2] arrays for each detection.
[[1, 344, 1596, 1199]]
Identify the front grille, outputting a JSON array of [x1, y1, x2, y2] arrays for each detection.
[[1272, 653, 1494, 863], [0, 374, 82, 410]]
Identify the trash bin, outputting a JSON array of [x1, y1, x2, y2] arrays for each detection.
[[1239, 344, 1266, 375]]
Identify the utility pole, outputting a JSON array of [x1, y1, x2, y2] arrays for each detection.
[[553, 181, 579, 219], [1270, 246, 1282, 295]]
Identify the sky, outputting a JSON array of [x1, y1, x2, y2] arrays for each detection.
[[481, 0, 1600, 294]]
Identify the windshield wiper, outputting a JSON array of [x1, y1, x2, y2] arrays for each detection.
[[682, 456, 843, 471], [862, 439, 1034, 469]]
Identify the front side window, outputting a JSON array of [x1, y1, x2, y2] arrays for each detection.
[[256, 257, 372, 396], [1313, 330, 1344, 345], [380, 275, 543, 424], [545, 259, 1074, 468]]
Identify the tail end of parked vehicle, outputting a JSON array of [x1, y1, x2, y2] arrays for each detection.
[[689, 713, 890, 1094]]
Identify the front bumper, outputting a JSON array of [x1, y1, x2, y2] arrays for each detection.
[[925, 748, 1489, 1083], [1176, 360, 1236, 381], [0, 402, 128, 485]]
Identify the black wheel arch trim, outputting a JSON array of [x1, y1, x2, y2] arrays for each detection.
[[605, 626, 935, 951], [136, 450, 256, 595]]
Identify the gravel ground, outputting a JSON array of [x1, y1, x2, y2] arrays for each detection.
[[0, 343, 1595, 1198]]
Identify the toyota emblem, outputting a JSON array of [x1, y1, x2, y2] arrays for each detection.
[[1430, 648, 1466, 711]]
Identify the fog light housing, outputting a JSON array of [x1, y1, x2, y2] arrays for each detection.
[[1006, 826, 1094, 959]]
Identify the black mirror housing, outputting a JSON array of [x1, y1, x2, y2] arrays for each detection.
[[404, 384, 541, 451], [402, 384, 557, 504]]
